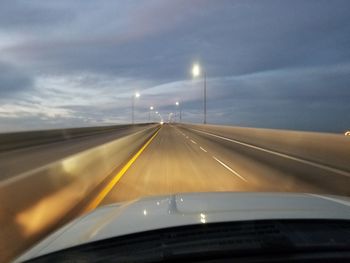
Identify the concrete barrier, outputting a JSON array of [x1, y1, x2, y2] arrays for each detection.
[[0, 123, 154, 152], [0, 124, 159, 262]]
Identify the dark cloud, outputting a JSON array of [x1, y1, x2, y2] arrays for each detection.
[[210, 65, 350, 101], [0, 61, 34, 98], [0, 0, 74, 30], [5, 0, 350, 79]]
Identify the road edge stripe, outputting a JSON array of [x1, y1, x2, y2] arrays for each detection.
[[84, 127, 161, 212]]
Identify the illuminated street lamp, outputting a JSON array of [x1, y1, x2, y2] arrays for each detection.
[[152, 111, 163, 123], [192, 64, 200, 77], [175, 101, 182, 122], [149, 106, 154, 122], [192, 63, 206, 124], [132, 92, 140, 124]]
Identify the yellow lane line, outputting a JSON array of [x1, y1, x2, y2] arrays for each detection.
[[84, 127, 161, 212]]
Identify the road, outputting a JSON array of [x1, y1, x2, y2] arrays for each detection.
[[101, 124, 329, 205], [2, 123, 349, 262]]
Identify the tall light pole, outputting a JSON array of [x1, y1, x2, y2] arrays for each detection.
[[132, 92, 140, 124], [175, 101, 182, 123], [192, 63, 206, 124], [168, 112, 174, 123], [156, 111, 163, 123], [149, 106, 154, 122]]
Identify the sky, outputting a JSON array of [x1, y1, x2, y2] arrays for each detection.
[[0, 0, 349, 133]]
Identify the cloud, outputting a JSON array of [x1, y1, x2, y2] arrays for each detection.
[[0, 103, 72, 119], [0, 0, 349, 132], [148, 63, 350, 132], [0, 61, 34, 98], [0, 0, 74, 31]]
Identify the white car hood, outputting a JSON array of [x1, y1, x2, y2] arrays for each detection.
[[16, 192, 350, 262]]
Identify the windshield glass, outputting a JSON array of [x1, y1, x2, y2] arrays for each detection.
[[0, 1, 349, 262]]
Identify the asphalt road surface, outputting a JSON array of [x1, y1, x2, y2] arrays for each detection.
[[101, 124, 329, 205]]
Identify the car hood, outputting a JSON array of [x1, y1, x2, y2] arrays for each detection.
[[16, 192, 350, 262]]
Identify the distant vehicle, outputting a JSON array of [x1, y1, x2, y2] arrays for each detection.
[[345, 131, 350, 136], [15, 192, 350, 262]]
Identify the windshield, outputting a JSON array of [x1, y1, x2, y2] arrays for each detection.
[[0, 1, 349, 262]]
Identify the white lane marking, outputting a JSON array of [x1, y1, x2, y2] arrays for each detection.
[[307, 194, 350, 207], [190, 128, 350, 178], [212, 156, 248, 182], [200, 146, 207, 152], [190, 139, 197, 144]]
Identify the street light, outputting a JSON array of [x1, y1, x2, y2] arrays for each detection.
[[168, 112, 174, 123], [192, 64, 200, 77], [132, 92, 140, 124], [175, 101, 182, 123], [192, 63, 206, 124], [152, 111, 162, 123], [149, 106, 154, 122]]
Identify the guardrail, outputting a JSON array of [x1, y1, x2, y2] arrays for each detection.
[[179, 123, 350, 195], [0, 123, 154, 152], [0, 124, 159, 262]]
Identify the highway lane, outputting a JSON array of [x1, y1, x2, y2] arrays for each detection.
[[0, 125, 154, 181], [181, 125, 350, 195], [101, 124, 327, 205]]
